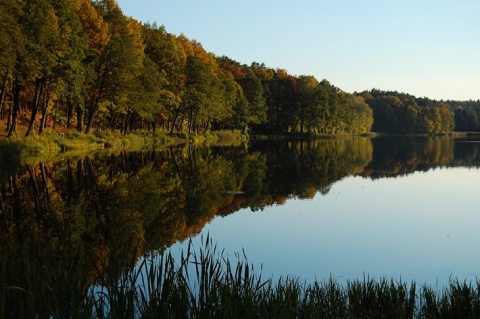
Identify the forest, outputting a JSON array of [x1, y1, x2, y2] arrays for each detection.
[[1, 0, 479, 138]]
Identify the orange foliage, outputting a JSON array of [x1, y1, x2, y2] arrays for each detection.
[[73, 0, 109, 54]]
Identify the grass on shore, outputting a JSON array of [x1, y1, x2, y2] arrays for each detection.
[[1, 129, 175, 152], [0, 126, 249, 162], [2, 236, 480, 318]]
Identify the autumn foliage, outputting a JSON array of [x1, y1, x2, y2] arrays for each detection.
[[0, 0, 478, 138]]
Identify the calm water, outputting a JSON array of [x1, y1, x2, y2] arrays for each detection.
[[168, 137, 480, 287], [1, 136, 480, 291], [172, 166, 480, 287]]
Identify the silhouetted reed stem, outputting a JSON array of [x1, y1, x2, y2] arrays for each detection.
[[3, 235, 480, 318]]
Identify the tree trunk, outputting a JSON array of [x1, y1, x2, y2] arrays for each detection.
[[76, 105, 83, 132], [169, 147, 182, 178], [76, 159, 84, 193], [66, 159, 76, 202], [85, 156, 110, 226], [7, 82, 22, 137], [108, 111, 117, 130], [170, 105, 182, 135], [27, 165, 43, 221], [6, 104, 11, 132], [40, 163, 50, 204], [188, 105, 194, 134], [123, 111, 133, 135], [0, 73, 8, 120], [11, 175, 22, 220], [203, 119, 210, 134], [120, 113, 127, 134], [84, 100, 97, 134], [177, 116, 184, 132], [26, 78, 46, 136], [39, 84, 51, 134], [66, 100, 73, 128], [128, 112, 135, 133]]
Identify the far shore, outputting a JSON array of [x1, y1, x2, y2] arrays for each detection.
[[2, 124, 480, 163]]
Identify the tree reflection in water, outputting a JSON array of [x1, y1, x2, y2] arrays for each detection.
[[1, 136, 480, 316]]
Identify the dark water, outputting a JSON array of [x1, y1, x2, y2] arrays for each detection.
[[1, 136, 480, 292]]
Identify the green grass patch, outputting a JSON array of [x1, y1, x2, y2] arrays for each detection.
[[0, 130, 176, 164], [5, 132, 62, 155]]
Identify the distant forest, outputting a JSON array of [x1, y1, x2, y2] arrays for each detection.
[[1, 0, 479, 137]]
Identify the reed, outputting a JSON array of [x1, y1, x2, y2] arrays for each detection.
[[3, 236, 480, 318]]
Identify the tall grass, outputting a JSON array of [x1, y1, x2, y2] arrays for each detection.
[[0, 130, 175, 158], [3, 236, 480, 318]]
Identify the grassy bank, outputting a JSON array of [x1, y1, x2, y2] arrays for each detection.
[[0, 128, 249, 160], [0, 130, 176, 154], [2, 237, 480, 318]]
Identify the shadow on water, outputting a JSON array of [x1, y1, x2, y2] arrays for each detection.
[[0, 142, 21, 180], [1, 136, 480, 317]]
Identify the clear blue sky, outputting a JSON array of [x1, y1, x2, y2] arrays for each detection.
[[116, 0, 479, 101]]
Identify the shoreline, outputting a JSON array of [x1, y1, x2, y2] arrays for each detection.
[[2, 128, 479, 159]]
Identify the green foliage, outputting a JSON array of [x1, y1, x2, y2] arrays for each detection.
[[453, 101, 480, 132], [2, 1, 477, 139], [142, 23, 186, 121], [0, 0, 24, 77], [216, 57, 267, 131], [365, 90, 457, 134]]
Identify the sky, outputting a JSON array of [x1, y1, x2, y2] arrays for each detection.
[[115, 0, 480, 101]]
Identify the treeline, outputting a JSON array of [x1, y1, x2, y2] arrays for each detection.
[[0, 0, 373, 137], [0, 0, 478, 138], [451, 100, 480, 132], [357, 90, 480, 134]]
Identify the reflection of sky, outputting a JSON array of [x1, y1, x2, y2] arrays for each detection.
[[170, 167, 480, 288]]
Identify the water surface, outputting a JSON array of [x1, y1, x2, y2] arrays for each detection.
[[173, 165, 480, 287], [1, 136, 480, 292]]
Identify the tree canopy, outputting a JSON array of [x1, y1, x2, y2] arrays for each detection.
[[0, 0, 478, 137]]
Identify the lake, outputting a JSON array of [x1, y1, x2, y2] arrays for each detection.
[[1, 136, 480, 297], [167, 136, 480, 288]]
